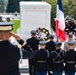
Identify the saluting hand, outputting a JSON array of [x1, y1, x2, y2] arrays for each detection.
[[10, 32, 21, 41]]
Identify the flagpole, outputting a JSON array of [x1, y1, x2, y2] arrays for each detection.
[[57, 36, 59, 42]]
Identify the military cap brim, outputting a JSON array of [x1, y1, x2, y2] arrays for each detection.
[[67, 40, 75, 45], [55, 42, 62, 46], [0, 22, 13, 31], [48, 34, 54, 39], [39, 40, 46, 45]]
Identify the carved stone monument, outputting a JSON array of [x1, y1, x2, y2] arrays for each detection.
[[17, 1, 51, 40]]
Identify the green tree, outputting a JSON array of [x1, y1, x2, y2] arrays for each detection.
[[64, 0, 76, 19], [0, 0, 5, 12], [6, 0, 42, 13], [6, 0, 20, 13]]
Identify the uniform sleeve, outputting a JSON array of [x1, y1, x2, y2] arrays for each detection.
[[17, 39, 34, 59]]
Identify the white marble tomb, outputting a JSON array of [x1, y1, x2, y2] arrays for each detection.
[[17, 1, 51, 40]]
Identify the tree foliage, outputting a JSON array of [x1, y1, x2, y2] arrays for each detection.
[[64, 0, 76, 19], [43, 0, 76, 22], [0, 0, 5, 12], [6, 0, 42, 13], [6, 0, 20, 13], [1, 0, 76, 21]]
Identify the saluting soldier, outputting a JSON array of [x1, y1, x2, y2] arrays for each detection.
[[34, 40, 49, 75], [45, 34, 56, 75], [64, 40, 76, 75], [26, 30, 39, 75], [0, 22, 34, 75], [49, 42, 64, 75]]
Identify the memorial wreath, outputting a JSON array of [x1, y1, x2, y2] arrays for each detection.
[[36, 27, 50, 41]]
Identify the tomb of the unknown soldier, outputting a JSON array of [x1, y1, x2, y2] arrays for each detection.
[[17, 1, 51, 40]]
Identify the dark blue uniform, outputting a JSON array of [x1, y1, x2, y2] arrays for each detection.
[[50, 50, 64, 72], [64, 40, 76, 75], [0, 39, 33, 75], [45, 41, 56, 52], [64, 50, 76, 75], [45, 35, 56, 75], [27, 37, 39, 75], [27, 37, 39, 52], [49, 42, 64, 75], [34, 49, 49, 75]]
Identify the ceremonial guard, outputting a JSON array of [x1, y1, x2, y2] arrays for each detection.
[[45, 34, 55, 52], [64, 40, 76, 75], [0, 22, 34, 75], [49, 42, 64, 75], [34, 40, 49, 75], [64, 33, 76, 52], [26, 30, 39, 75], [45, 34, 55, 75]]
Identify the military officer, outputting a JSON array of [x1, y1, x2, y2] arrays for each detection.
[[45, 34, 56, 75], [49, 42, 64, 75], [34, 40, 49, 75], [64, 40, 76, 75], [26, 30, 39, 75], [0, 22, 34, 75]]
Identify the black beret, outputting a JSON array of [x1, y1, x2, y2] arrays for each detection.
[[67, 40, 75, 45], [39, 40, 46, 45], [31, 30, 36, 35], [0, 22, 13, 31], [55, 42, 62, 46], [48, 34, 54, 39]]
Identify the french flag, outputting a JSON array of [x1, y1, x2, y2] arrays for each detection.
[[55, 0, 66, 42]]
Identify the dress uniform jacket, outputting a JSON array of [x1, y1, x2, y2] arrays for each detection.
[[26, 37, 39, 64], [45, 41, 56, 52], [64, 49, 76, 72], [50, 49, 64, 71], [26, 37, 39, 75], [34, 49, 49, 72], [26, 37, 39, 52], [0, 39, 33, 75]]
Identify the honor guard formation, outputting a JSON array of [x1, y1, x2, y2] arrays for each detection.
[[26, 29, 76, 75], [0, 21, 76, 75]]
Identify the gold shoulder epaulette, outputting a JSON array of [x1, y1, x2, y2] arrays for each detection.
[[21, 42, 26, 47], [18, 42, 26, 48]]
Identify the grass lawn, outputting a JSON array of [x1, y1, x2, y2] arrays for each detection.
[[11, 20, 20, 33]]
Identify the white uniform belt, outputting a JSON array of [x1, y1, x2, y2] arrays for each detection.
[[37, 61, 46, 63], [67, 61, 75, 63], [53, 61, 63, 63]]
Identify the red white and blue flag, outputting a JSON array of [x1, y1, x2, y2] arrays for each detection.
[[55, 0, 66, 42]]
